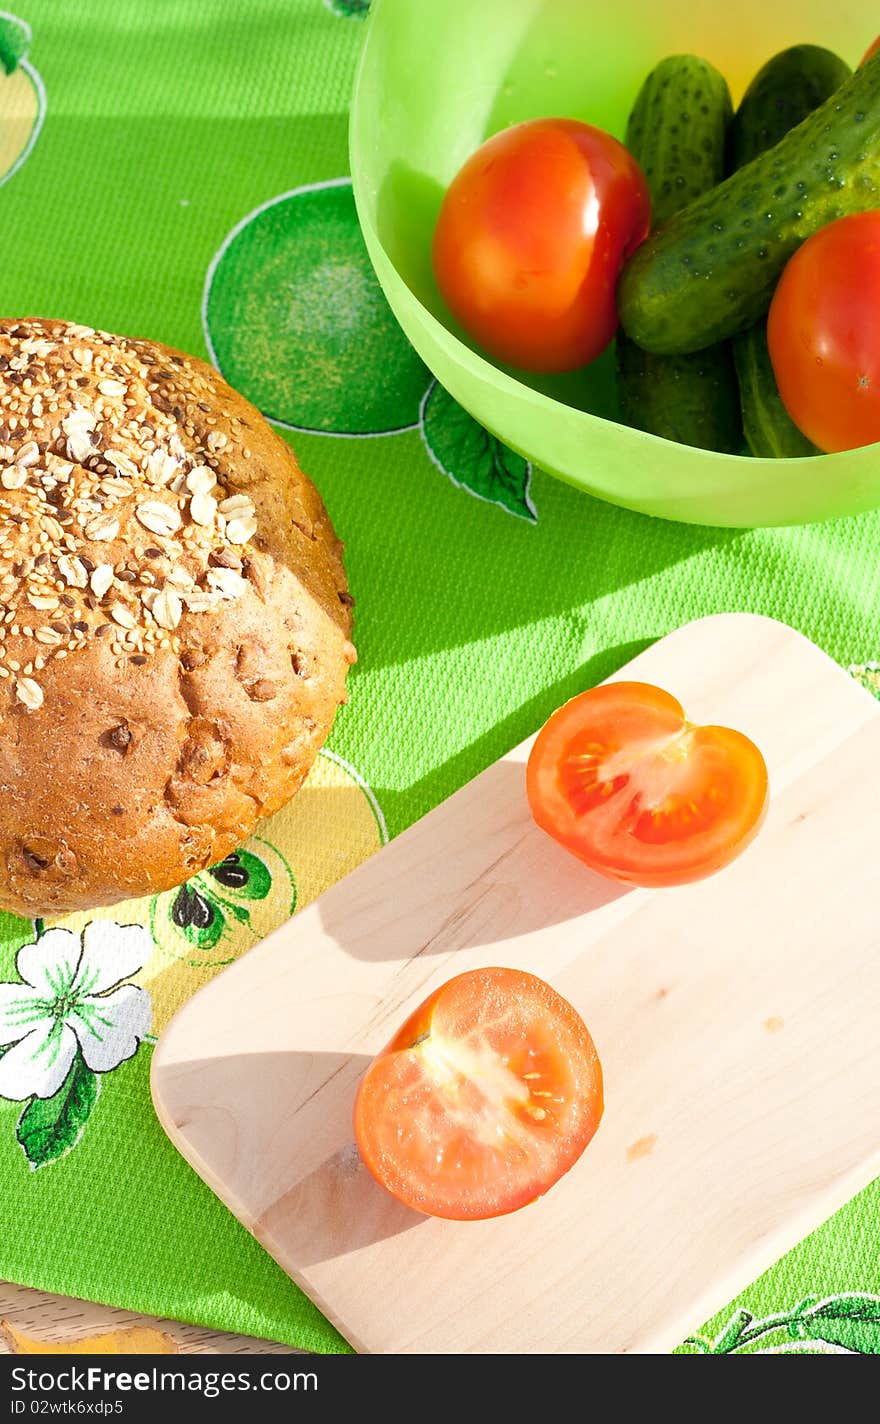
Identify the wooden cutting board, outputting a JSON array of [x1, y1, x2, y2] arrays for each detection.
[[151, 614, 880, 1354]]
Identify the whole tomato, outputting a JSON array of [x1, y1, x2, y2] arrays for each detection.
[[768, 212, 880, 454], [432, 118, 651, 374]]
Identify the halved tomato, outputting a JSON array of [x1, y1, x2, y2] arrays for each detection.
[[527, 682, 768, 887], [354, 967, 603, 1221]]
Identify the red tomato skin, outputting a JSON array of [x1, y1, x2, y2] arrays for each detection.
[[432, 118, 651, 374], [768, 213, 880, 454], [354, 967, 604, 1222], [861, 37, 880, 66]]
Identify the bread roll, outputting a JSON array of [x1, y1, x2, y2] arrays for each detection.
[[0, 318, 355, 915]]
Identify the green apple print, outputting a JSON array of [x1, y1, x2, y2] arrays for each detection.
[[324, 0, 371, 16], [0, 11, 28, 70], [0, 13, 46, 188], [850, 662, 880, 699], [15, 1053, 99, 1170], [685, 1294, 880, 1354], [203, 178, 538, 520], [151, 847, 288, 962], [204, 179, 429, 436], [420, 380, 535, 522]]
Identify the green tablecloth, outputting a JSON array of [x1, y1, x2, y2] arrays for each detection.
[[0, 0, 879, 1356]]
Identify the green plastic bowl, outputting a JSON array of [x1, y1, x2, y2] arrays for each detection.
[[350, 0, 879, 527]]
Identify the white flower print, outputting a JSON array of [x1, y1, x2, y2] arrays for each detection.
[[0, 922, 152, 1101]]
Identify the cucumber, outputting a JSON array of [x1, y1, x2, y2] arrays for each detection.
[[729, 47, 849, 459], [627, 54, 734, 227], [618, 51, 880, 356], [728, 44, 852, 171], [618, 336, 741, 451], [734, 326, 817, 458], [617, 56, 742, 453]]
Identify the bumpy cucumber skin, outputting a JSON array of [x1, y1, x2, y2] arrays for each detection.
[[617, 55, 741, 452], [618, 53, 880, 356], [728, 45, 852, 171], [729, 47, 848, 458], [626, 55, 733, 227], [619, 337, 741, 451]]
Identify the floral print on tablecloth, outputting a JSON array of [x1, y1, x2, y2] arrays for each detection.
[[0, 750, 386, 1168]]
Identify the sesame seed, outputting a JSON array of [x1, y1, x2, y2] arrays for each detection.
[[0, 319, 262, 706]]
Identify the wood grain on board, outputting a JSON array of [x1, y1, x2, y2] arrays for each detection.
[[0, 1281, 294, 1354], [152, 615, 880, 1353]]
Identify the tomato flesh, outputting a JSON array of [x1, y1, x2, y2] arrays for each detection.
[[432, 118, 651, 373], [354, 967, 603, 1220], [527, 682, 768, 888], [768, 212, 880, 454]]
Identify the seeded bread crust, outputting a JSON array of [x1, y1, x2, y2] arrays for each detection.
[[0, 318, 354, 915]]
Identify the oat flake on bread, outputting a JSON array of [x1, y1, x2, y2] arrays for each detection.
[[0, 317, 355, 915]]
